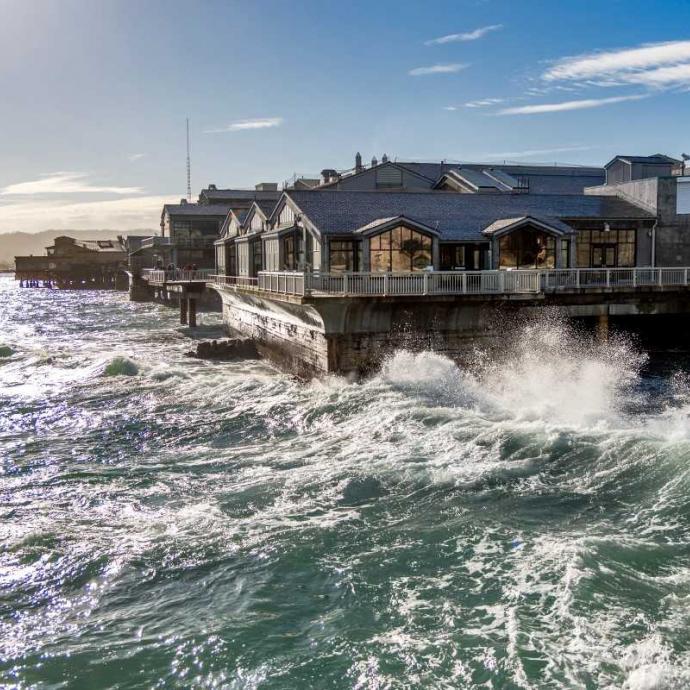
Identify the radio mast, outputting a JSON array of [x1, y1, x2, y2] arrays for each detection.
[[186, 117, 192, 202]]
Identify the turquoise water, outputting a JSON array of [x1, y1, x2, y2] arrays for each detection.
[[1, 275, 690, 689]]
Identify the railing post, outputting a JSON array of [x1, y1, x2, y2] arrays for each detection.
[[423, 272, 429, 295], [685, 268, 688, 286], [658, 268, 663, 287], [498, 271, 505, 293], [462, 273, 467, 294], [343, 272, 349, 295], [576, 269, 580, 289], [606, 270, 610, 288], [383, 273, 389, 296], [633, 269, 637, 288]]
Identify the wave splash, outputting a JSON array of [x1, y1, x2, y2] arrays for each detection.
[[101, 356, 140, 377], [380, 317, 645, 428]]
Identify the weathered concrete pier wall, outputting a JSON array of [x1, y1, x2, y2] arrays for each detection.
[[213, 286, 690, 377]]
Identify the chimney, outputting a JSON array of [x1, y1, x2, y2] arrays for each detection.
[[355, 152, 363, 173], [180, 198, 188, 205], [371, 156, 378, 167], [208, 184, 217, 191], [321, 168, 338, 185], [255, 182, 278, 191]]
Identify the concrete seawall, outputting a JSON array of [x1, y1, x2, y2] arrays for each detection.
[[213, 285, 690, 377]]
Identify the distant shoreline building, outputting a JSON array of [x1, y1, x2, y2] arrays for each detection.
[[15, 236, 127, 288]]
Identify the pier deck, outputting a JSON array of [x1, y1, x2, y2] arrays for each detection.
[[208, 268, 690, 376]]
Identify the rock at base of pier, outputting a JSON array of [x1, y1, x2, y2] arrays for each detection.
[[187, 338, 259, 361]]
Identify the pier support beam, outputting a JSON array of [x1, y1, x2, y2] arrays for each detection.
[[596, 312, 609, 343], [188, 297, 197, 328], [180, 297, 188, 325]]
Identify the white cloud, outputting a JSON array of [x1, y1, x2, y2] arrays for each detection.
[[543, 40, 690, 88], [498, 93, 648, 115], [205, 117, 283, 133], [128, 153, 146, 162], [425, 24, 503, 45], [465, 97, 505, 108], [480, 145, 595, 159], [0, 195, 174, 232], [1, 172, 142, 196], [409, 63, 469, 76]]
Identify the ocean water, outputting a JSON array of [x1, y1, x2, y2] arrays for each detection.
[[2, 274, 690, 690]]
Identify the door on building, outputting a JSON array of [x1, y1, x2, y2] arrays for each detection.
[[591, 244, 617, 268]]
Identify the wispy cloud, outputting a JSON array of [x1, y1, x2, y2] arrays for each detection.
[[205, 117, 283, 133], [128, 153, 146, 162], [1, 172, 143, 196], [480, 145, 595, 159], [425, 24, 503, 45], [0, 195, 173, 232], [464, 97, 506, 108], [543, 40, 690, 88], [409, 63, 469, 76], [498, 93, 648, 115]]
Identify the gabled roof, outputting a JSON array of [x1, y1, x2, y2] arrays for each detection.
[[353, 215, 441, 237], [435, 169, 504, 192], [253, 198, 279, 218], [605, 154, 681, 167], [285, 190, 652, 242], [482, 216, 575, 237], [318, 160, 440, 188], [219, 208, 248, 238]]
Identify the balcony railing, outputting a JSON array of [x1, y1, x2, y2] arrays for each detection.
[[207, 268, 690, 298], [141, 268, 214, 283], [209, 274, 259, 288]]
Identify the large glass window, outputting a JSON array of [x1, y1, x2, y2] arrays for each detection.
[[251, 239, 263, 276], [440, 244, 487, 270], [440, 245, 465, 269], [370, 226, 432, 272], [284, 235, 297, 270], [499, 228, 556, 269], [228, 243, 237, 276], [576, 229, 636, 268], [329, 240, 357, 272]]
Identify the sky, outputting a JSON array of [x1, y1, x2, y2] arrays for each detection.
[[1, 0, 690, 233]]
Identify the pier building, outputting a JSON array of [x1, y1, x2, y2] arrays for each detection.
[[127, 152, 690, 376], [128, 184, 281, 273], [15, 236, 127, 289]]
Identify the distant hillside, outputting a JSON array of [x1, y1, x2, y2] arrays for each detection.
[[0, 229, 157, 269]]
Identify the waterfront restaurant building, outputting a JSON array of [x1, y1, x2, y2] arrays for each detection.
[[214, 189, 655, 277]]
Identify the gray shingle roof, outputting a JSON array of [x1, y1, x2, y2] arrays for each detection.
[[608, 154, 681, 166], [399, 162, 605, 194], [163, 203, 234, 216], [482, 216, 575, 236], [198, 189, 282, 203], [287, 190, 653, 242], [255, 199, 279, 217]]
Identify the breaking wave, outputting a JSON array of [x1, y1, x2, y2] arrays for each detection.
[[101, 355, 140, 377], [2, 277, 690, 688]]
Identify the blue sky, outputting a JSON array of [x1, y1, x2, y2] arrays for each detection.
[[1, 0, 689, 232]]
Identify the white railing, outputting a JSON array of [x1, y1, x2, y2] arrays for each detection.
[[210, 274, 258, 288], [206, 268, 690, 297], [257, 271, 305, 295], [141, 268, 214, 283]]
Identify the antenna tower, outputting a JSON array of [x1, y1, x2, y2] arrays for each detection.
[[186, 117, 192, 201]]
